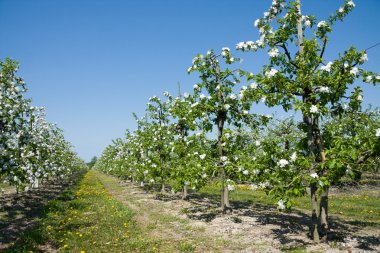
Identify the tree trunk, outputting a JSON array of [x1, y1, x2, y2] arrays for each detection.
[[314, 116, 329, 240], [310, 183, 320, 242], [161, 181, 165, 193], [319, 188, 329, 240], [182, 185, 188, 200], [297, 0, 321, 242], [224, 185, 230, 207]]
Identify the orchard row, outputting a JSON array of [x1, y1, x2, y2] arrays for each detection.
[[97, 0, 380, 242], [0, 58, 86, 192]]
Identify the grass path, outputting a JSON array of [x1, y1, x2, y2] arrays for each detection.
[[4, 170, 157, 252]]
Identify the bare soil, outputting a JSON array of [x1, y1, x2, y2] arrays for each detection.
[[107, 178, 380, 253]]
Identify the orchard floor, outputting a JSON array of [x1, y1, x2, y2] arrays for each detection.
[[0, 170, 379, 253]]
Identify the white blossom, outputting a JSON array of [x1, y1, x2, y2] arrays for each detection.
[[221, 156, 228, 162], [222, 47, 230, 52], [365, 76, 373, 83], [242, 170, 249, 175], [375, 128, 380, 137], [320, 62, 333, 72], [277, 159, 289, 168], [310, 173, 319, 178], [199, 154, 206, 160], [317, 21, 327, 28], [254, 19, 260, 27], [347, 0, 355, 7], [255, 140, 261, 146], [304, 20, 311, 27], [360, 53, 368, 63], [350, 67, 359, 76], [227, 184, 235, 191], [268, 47, 279, 58], [290, 152, 297, 162], [357, 94, 363, 101], [319, 86, 330, 93], [310, 105, 318, 114], [228, 94, 237, 100], [250, 184, 258, 191], [265, 68, 278, 78], [250, 82, 258, 89], [277, 199, 285, 210]]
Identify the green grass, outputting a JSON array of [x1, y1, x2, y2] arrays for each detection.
[[198, 183, 380, 225], [6, 170, 158, 253]]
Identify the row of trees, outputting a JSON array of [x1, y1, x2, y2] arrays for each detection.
[[0, 57, 86, 192], [95, 0, 380, 242]]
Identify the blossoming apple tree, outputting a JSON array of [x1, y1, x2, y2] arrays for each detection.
[[237, 0, 380, 241]]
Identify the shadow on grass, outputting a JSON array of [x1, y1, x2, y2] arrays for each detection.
[[148, 187, 380, 251], [0, 170, 86, 252]]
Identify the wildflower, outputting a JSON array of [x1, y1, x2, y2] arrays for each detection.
[[310, 105, 318, 114]]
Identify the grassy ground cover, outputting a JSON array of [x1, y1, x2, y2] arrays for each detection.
[[198, 183, 380, 225], [5, 170, 158, 253]]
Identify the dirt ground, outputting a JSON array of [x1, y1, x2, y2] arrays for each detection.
[[1, 172, 379, 252], [108, 178, 380, 253], [0, 177, 78, 251]]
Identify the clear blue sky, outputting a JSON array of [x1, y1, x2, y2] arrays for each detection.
[[1, 0, 379, 162]]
